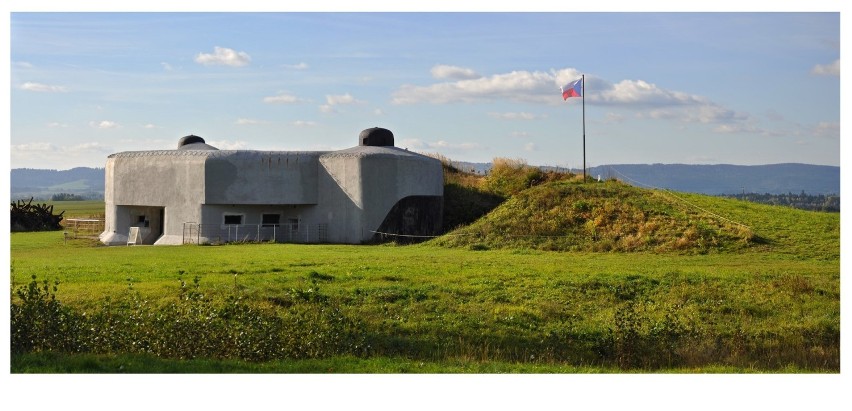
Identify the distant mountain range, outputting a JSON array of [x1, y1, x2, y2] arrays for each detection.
[[452, 162, 840, 195], [9, 162, 840, 200], [10, 167, 105, 200]]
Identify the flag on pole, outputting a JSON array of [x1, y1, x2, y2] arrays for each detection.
[[561, 78, 583, 100]]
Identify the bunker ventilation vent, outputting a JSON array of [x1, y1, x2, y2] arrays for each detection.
[[177, 135, 218, 151], [359, 127, 394, 147]]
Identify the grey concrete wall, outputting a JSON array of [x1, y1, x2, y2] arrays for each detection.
[[318, 146, 443, 243], [317, 153, 365, 243], [360, 148, 443, 238], [204, 151, 321, 205], [100, 152, 207, 245], [101, 144, 443, 246]]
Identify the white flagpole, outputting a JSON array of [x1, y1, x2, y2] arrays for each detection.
[[582, 74, 586, 181]]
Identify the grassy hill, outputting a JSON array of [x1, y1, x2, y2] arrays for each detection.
[[433, 161, 838, 258], [434, 179, 754, 253]]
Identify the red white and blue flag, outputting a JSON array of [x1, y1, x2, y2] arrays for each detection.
[[561, 78, 583, 100]]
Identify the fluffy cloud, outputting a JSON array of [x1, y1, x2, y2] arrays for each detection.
[[596, 79, 709, 107], [431, 64, 482, 80], [319, 93, 365, 113], [11, 141, 114, 168], [293, 120, 317, 127], [393, 67, 713, 109], [393, 66, 766, 136], [326, 93, 363, 105], [400, 138, 482, 151], [392, 69, 568, 105], [235, 118, 268, 125], [89, 120, 120, 129], [811, 59, 839, 76], [195, 46, 251, 67], [20, 82, 68, 93], [207, 140, 250, 150], [263, 93, 305, 104], [12, 142, 57, 152]]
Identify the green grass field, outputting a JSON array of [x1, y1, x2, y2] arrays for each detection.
[[8, 176, 840, 373], [43, 200, 105, 219]]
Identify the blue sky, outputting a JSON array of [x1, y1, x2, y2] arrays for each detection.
[[8, 11, 841, 170]]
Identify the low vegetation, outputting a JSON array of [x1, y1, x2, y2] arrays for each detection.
[[434, 178, 758, 253], [9, 157, 839, 373]]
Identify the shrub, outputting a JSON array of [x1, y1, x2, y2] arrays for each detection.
[[11, 276, 368, 362]]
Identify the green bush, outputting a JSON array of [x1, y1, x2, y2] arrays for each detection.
[[11, 276, 367, 362]]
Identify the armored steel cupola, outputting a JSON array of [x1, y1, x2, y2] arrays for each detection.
[[177, 135, 218, 150], [359, 127, 394, 147]]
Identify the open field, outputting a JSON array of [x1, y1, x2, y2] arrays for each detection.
[[40, 200, 105, 219], [10, 205, 840, 372], [9, 174, 840, 373]]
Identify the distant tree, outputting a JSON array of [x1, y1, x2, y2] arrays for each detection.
[[50, 193, 86, 201]]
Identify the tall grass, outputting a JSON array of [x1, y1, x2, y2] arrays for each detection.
[[10, 231, 839, 372]]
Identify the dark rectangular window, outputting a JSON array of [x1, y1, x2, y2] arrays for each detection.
[[262, 214, 280, 227], [224, 215, 243, 225]]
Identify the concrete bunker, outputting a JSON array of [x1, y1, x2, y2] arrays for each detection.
[[100, 128, 443, 245]]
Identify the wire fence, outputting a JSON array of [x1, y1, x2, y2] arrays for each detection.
[[182, 223, 328, 245]]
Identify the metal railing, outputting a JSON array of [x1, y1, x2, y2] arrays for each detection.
[[182, 222, 328, 245], [64, 218, 105, 239]]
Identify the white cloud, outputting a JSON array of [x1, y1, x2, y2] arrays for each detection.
[[811, 59, 839, 76], [488, 112, 546, 120], [524, 142, 537, 152], [68, 142, 112, 153], [47, 122, 69, 128], [392, 69, 566, 105], [14, 61, 34, 69], [597, 79, 708, 107], [812, 122, 839, 139], [195, 46, 251, 67], [400, 138, 482, 151], [392, 67, 714, 109], [283, 62, 309, 70], [12, 142, 57, 152], [511, 131, 531, 138], [161, 62, 174, 71], [319, 93, 365, 113], [207, 140, 250, 150], [89, 120, 120, 129], [373, 108, 384, 116], [293, 120, 317, 127], [11, 141, 114, 168], [20, 82, 68, 93], [325, 93, 364, 106], [431, 64, 482, 80], [235, 118, 268, 125], [142, 124, 160, 129], [393, 66, 765, 137], [263, 93, 305, 104]]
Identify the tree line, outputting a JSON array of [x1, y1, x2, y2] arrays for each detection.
[[719, 192, 839, 212]]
